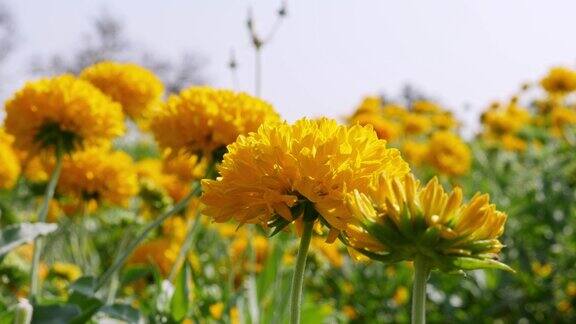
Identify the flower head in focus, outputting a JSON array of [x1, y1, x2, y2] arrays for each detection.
[[80, 61, 164, 120], [343, 173, 512, 273], [201, 118, 410, 237], [150, 87, 280, 158], [4, 75, 125, 154]]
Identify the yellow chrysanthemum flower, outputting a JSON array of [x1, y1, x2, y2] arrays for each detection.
[[4, 75, 125, 153], [482, 102, 530, 135], [350, 114, 401, 141], [57, 147, 138, 206], [550, 106, 576, 137], [412, 100, 441, 114], [352, 96, 382, 115], [501, 134, 527, 152], [343, 173, 511, 272], [382, 104, 408, 119], [129, 238, 175, 275], [402, 140, 428, 167], [50, 262, 82, 282], [541, 66, 576, 95], [393, 286, 410, 306], [230, 232, 269, 273], [201, 118, 410, 236], [0, 129, 21, 189], [80, 61, 164, 120], [431, 113, 457, 130], [426, 131, 470, 177], [150, 87, 280, 156], [129, 216, 195, 276], [162, 150, 207, 183], [311, 237, 344, 267], [21, 155, 50, 183], [403, 113, 432, 135]]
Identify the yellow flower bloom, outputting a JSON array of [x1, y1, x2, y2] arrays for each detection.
[[412, 100, 441, 114], [21, 155, 49, 183], [162, 150, 207, 183], [229, 230, 269, 273], [531, 261, 553, 278], [4, 75, 124, 153], [426, 131, 470, 177], [557, 300, 572, 313], [350, 114, 401, 141], [57, 147, 138, 206], [342, 305, 357, 319], [541, 66, 576, 95], [201, 118, 410, 236], [50, 262, 82, 281], [567, 282, 576, 297], [501, 134, 527, 152], [343, 173, 511, 272], [403, 113, 432, 135], [129, 238, 175, 275], [482, 102, 530, 135], [402, 140, 428, 167], [80, 61, 164, 120], [431, 113, 457, 130], [150, 87, 280, 156], [351, 96, 382, 115], [382, 104, 408, 119], [209, 302, 224, 319], [393, 286, 409, 305], [311, 237, 344, 267], [550, 106, 576, 137], [0, 129, 20, 189]]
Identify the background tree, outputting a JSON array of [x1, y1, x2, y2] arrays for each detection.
[[30, 11, 206, 94]]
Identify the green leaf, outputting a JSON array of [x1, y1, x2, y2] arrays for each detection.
[[364, 221, 405, 248], [448, 256, 515, 273], [268, 217, 291, 237], [31, 304, 81, 324], [0, 223, 57, 258], [121, 266, 154, 286], [68, 291, 103, 324], [65, 276, 103, 324], [170, 261, 190, 321], [69, 276, 97, 296], [100, 304, 142, 323]]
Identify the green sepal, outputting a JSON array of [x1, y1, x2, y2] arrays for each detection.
[[446, 256, 515, 273]]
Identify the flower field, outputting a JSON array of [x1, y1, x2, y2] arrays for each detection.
[[1, 16, 576, 324]]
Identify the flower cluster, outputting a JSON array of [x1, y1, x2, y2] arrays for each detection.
[[348, 96, 469, 176], [480, 66, 576, 151]]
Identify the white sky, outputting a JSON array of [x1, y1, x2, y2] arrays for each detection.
[[3, 0, 576, 127]]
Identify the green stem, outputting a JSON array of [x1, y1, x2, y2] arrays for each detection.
[[29, 146, 64, 301], [246, 226, 260, 324], [411, 254, 431, 324], [167, 213, 202, 282], [95, 180, 201, 292], [289, 220, 314, 324]]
